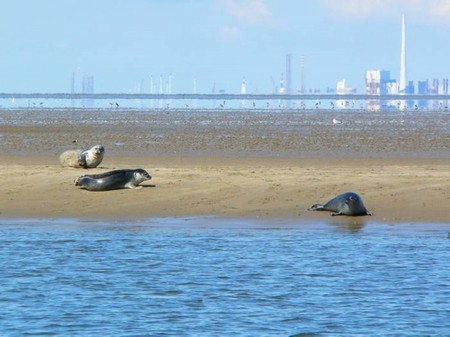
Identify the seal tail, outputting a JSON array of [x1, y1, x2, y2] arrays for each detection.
[[308, 204, 325, 211]]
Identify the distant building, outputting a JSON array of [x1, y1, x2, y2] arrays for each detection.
[[240, 77, 247, 108], [417, 80, 428, 94], [415, 78, 448, 95], [336, 78, 355, 94], [406, 81, 414, 94], [299, 54, 306, 93], [415, 78, 449, 109], [365, 70, 392, 95], [81, 73, 94, 108], [285, 54, 292, 95], [432, 79, 440, 94], [240, 77, 247, 94], [365, 70, 397, 110], [399, 14, 407, 94], [278, 73, 285, 94], [442, 79, 449, 94], [336, 79, 356, 108], [82, 73, 94, 94]]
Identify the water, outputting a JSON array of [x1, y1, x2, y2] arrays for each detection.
[[1, 108, 449, 158], [0, 218, 449, 336]]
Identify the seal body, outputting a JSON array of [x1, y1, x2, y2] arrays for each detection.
[[308, 192, 371, 216], [59, 149, 83, 168], [59, 145, 105, 168], [75, 169, 151, 191]]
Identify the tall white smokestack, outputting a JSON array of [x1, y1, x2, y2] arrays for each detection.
[[399, 14, 407, 94]]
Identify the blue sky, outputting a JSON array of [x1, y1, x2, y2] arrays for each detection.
[[1, 0, 449, 93]]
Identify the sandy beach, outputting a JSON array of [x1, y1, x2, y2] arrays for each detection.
[[1, 155, 449, 222], [0, 108, 449, 222]]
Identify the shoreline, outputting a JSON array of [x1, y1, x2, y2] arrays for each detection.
[[1, 155, 449, 223]]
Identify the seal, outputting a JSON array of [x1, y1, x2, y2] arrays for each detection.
[[59, 145, 105, 168], [75, 168, 151, 191], [308, 192, 371, 216]]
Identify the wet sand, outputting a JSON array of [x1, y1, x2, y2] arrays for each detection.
[[0, 108, 449, 222]]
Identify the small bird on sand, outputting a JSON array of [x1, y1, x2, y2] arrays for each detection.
[[332, 118, 342, 124]]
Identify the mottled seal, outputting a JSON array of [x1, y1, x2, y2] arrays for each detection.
[[75, 169, 151, 191], [59, 145, 105, 168], [308, 192, 372, 216]]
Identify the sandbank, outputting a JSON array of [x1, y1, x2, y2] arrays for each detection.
[[0, 108, 448, 223], [1, 155, 448, 223]]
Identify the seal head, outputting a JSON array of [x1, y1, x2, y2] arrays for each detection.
[[80, 145, 105, 168]]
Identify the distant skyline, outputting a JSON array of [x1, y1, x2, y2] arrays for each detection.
[[1, 0, 450, 94]]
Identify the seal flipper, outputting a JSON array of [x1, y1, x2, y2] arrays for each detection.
[[79, 152, 88, 168], [331, 212, 343, 216]]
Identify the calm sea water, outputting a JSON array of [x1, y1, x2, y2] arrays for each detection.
[[0, 218, 449, 336]]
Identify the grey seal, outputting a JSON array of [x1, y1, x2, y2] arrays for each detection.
[[308, 192, 372, 216], [59, 145, 105, 168], [75, 168, 151, 191]]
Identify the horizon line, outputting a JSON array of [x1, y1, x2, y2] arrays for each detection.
[[1, 92, 450, 101]]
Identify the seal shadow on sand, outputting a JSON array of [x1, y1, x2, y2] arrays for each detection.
[[140, 184, 156, 188], [77, 183, 156, 191]]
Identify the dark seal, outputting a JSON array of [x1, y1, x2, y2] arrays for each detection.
[[308, 192, 371, 216], [75, 169, 151, 191]]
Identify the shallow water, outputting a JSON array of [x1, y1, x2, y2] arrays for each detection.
[[0, 108, 449, 158], [0, 218, 449, 336]]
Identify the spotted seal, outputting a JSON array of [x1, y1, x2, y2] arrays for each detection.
[[308, 192, 372, 216], [59, 145, 105, 168], [75, 168, 151, 191]]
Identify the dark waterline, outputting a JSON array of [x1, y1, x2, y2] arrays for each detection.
[[0, 218, 449, 336]]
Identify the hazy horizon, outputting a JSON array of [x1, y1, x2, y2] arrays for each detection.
[[1, 0, 450, 94]]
